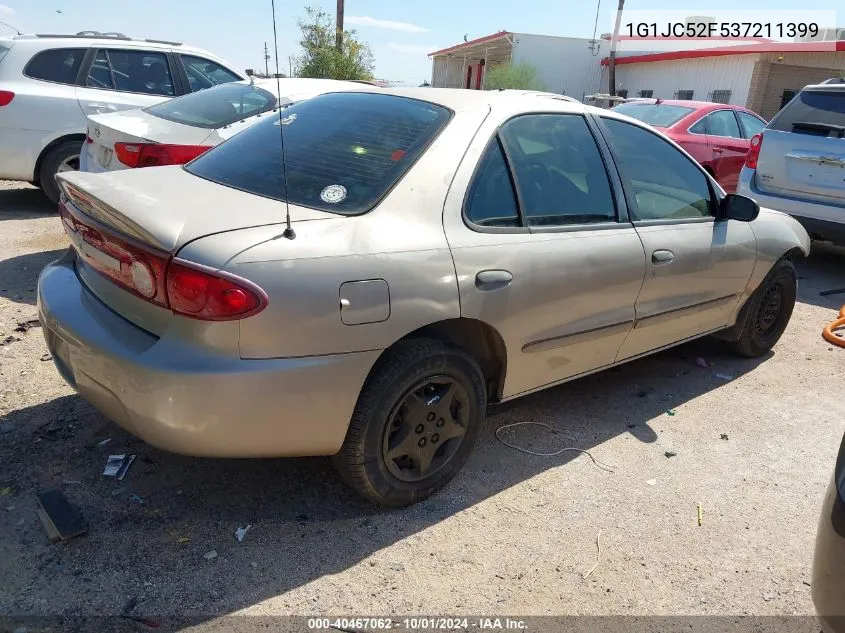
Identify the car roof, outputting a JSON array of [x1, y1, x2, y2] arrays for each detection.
[[622, 99, 748, 111], [11, 33, 211, 55]]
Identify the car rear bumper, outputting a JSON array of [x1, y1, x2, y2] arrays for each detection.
[[37, 252, 380, 457], [738, 167, 845, 244], [812, 474, 845, 632]]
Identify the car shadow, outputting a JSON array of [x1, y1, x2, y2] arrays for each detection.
[[796, 242, 845, 311], [0, 250, 66, 306], [0, 336, 770, 619], [0, 185, 54, 220]]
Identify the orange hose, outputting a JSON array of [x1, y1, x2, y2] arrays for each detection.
[[823, 305, 845, 348]]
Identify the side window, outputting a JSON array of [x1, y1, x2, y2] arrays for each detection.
[[86, 50, 113, 89], [499, 114, 616, 226], [93, 50, 174, 96], [705, 110, 742, 138], [737, 111, 765, 138], [602, 118, 712, 221], [181, 55, 241, 92], [464, 140, 519, 228], [24, 48, 86, 84], [689, 117, 707, 134]]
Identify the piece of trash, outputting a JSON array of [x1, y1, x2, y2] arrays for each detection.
[[102, 454, 135, 480], [714, 372, 734, 381], [1, 335, 20, 346], [235, 524, 252, 542], [176, 536, 190, 544], [582, 529, 602, 579], [40, 353, 53, 362], [666, 409, 676, 416], [129, 494, 144, 505], [762, 592, 774, 602], [720, 433, 729, 441], [645, 479, 657, 486], [697, 502, 703, 527], [35, 488, 87, 543], [14, 319, 40, 333], [664, 451, 677, 458], [97, 438, 112, 448], [204, 550, 218, 560], [695, 357, 708, 368], [803, 580, 811, 587]]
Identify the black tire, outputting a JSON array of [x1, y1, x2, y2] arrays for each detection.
[[729, 259, 797, 358], [39, 140, 82, 205], [333, 338, 487, 506]]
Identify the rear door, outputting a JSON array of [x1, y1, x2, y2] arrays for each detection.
[[755, 87, 845, 206], [701, 109, 748, 193], [444, 110, 647, 398], [75, 47, 177, 118], [596, 115, 757, 361]]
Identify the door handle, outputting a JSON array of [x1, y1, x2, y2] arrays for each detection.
[[475, 269, 513, 290], [712, 147, 724, 154], [652, 250, 675, 265]]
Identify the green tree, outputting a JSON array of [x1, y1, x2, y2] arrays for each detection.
[[294, 6, 375, 81], [483, 61, 546, 91]]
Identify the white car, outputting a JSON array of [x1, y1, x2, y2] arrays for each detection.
[[81, 78, 369, 173], [0, 31, 245, 203]]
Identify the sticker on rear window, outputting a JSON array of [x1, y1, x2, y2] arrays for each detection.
[[320, 185, 347, 204]]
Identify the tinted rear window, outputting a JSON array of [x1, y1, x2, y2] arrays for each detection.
[[769, 89, 845, 135], [186, 92, 452, 215], [147, 82, 277, 129], [610, 103, 695, 127], [24, 48, 86, 84]]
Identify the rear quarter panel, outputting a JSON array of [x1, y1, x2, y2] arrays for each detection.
[[176, 104, 492, 359]]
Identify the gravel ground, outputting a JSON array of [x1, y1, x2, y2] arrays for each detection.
[[1, 179, 844, 623]]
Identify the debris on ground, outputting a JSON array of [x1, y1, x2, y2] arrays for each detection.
[[389, 562, 405, 572], [697, 503, 703, 527], [720, 433, 729, 441], [102, 454, 136, 480], [1, 335, 20, 346], [129, 495, 144, 505], [175, 536, 190, 544], [35, 488, 87, 543], [762, 592, 775, 602], [14, 319, 40, 333], [96, 438, 112, 448], [714, 372, 734, 381], [666, 409, 676, 416], [234, 524, 252, 543], [40, 353, 53, 362], [661, 393, 674, 401], [664, 451, 677, 458], [582, 530, 603, 580], [204, 550, 218, 560], [695, 357, 709, 368], [645, 479, 657, 486]]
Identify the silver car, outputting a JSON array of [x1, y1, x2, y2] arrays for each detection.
[[738, 79, 845, 245], [38, 88, 810, 505]]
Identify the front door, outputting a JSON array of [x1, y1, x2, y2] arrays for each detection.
[[443, 111, 647, 398], [702, 109, 748, 193], [596, 116, 757, 361]]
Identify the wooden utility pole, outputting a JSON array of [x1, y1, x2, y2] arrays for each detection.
[[336, 0, 344, 51], [607, 0, 624, 97]]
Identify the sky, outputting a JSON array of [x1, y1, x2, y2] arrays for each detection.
[[0, 0, 840, 86]]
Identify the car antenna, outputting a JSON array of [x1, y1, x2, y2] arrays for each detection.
[[270, 0, 295, 240]]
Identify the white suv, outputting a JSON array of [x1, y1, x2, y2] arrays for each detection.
[[0, 32, 245, 203]]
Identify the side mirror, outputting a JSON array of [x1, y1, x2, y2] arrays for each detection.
[[720, 194, 759, 222]]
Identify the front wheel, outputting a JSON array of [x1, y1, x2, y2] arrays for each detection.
[[333, 339, 487, 506], [729, 259, 797, 358]]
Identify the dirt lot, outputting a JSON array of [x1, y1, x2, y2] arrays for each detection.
[[1, 179, 844, 624]]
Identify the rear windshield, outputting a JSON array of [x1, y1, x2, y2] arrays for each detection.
[[146, 82, 277, 129], [769, 89, 845, 135], [610, 103, 695, 127], [186, 91, 452, 215]]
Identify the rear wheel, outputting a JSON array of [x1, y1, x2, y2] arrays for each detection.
[[729, 259, 796, 358], [39, 140, 82, 205], [333, 339, 486, 506]]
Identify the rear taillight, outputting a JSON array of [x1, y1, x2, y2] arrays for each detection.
[[744, 133, 763, 169], [58, 191, 267, 321], [114, 142, 211, 168], [0, 90, 14, 106]]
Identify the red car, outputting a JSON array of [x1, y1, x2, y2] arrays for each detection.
[[610, 99, 767, 193]]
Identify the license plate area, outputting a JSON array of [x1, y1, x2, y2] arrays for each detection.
[[97, 145, 114, 167]]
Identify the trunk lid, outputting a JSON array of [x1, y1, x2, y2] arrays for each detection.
[[755, 87, 845, 207], [57, 166, 336, 253], [85, 110, 216, 172]]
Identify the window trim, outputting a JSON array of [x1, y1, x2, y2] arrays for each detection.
[[21, 46, 89, 86], [461, 111, 628, 235], [686, 108, 743, 139], [82, 47, 177, 97], [594, 114, 721, 226]]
